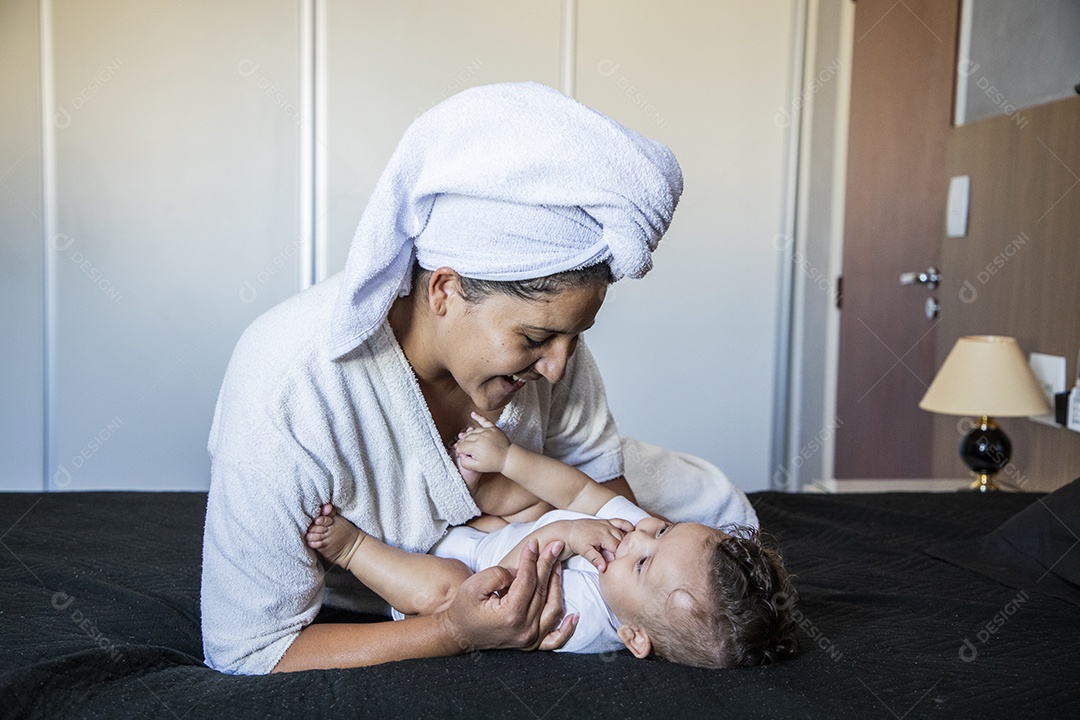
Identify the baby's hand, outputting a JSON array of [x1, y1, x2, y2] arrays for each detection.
[[453, 412, 512, 475], [565, 518, 634, 572], [455, 455, 484, 493]]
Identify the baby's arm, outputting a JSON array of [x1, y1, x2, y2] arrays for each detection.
[[495, 517, 633, 572], [305, 504, 472, 617], [470, 472, 553, 522], [454, 413, 617, 516]]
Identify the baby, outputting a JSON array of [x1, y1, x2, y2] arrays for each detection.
[[306, 414, 799, 668]]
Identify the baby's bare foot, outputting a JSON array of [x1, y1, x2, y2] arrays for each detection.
[[305, 503, 366, 569]]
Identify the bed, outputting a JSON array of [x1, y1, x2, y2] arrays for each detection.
[[2, 488, 1077, 718]]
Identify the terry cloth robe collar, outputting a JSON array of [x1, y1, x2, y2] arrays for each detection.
[[328, 318, 485, 549]]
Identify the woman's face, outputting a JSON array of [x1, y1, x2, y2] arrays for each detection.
[[437, 281, 607, 412]]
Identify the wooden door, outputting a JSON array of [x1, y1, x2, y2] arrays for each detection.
[[833, 0, 960, 479]]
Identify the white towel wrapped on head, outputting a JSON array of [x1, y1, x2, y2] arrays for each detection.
[[329, 81, 684, 359]]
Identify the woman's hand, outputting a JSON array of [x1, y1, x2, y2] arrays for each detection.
[[453, 412, 512, 475], [437, 538, 577, 653]]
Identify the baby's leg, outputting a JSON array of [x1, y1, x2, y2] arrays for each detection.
[[305, 504, 473, 617]]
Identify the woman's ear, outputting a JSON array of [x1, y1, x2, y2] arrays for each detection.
[[616, 624, 652, 659], [427, 267, 462, 316]]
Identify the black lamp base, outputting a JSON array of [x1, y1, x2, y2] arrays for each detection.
[[959, 416, 1011, 492]]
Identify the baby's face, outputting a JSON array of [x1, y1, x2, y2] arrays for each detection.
[[597, 517, 718, 626]]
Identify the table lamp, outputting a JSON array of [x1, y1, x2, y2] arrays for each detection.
[[919, 335, 1052, 492]]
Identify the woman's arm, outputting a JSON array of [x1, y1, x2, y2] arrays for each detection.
[[273, 615, 464, 670], [274, 539, 573, 671]]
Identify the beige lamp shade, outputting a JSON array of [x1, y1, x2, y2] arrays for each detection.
[[919, 335, 1052, 417]]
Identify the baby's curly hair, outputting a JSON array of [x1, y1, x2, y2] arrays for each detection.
[[648, 525, 800, 669]]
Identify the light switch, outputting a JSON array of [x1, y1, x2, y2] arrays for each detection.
[[946, 175, 970, 238]]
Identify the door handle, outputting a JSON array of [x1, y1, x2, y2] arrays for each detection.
[[899, 266, 941, 289]]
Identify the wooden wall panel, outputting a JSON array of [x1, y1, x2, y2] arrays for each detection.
[[933, 95, 1080, 492]]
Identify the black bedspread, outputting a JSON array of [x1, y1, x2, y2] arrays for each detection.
[[1, 491, 1077, 719]]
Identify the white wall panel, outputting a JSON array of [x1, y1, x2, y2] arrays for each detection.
[[578, 0, 800, 491], [47, 0, 303, 490], [323, 0, 561, 273], [2, 1, 801, 493], [0, 0, 45, 491]]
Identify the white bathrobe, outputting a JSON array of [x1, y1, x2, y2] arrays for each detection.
[[200, 273, 624, 675]]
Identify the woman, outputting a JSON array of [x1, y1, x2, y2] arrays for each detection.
[[200, 83, 688, 674]]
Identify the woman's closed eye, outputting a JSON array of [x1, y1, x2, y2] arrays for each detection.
[[523, 334, 548, 348]]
